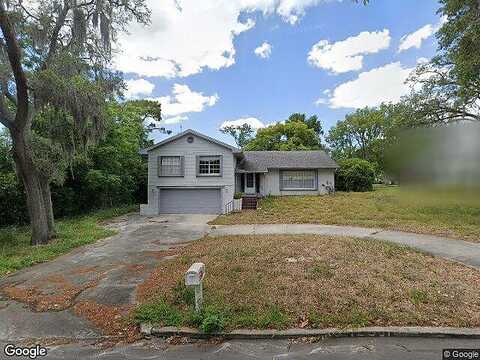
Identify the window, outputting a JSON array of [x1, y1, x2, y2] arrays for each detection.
[[246, 173, 254, 187], [281, 170, 316, 190], [158, 156, 183, 177], [198, 156, 222, 176]]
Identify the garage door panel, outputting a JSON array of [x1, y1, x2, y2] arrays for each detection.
[[159, 189, 221, 214]]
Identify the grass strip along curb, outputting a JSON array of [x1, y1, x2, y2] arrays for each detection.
[[141, 325, 480, 340]]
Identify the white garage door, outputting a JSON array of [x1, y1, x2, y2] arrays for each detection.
[[159, 188, 222, 214]]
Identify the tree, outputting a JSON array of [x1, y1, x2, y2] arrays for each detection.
[[286, 113, 324, 137], [88, 100, 159, 205], [327, 107, 389, 167], [245, 114, 323, 151], [0, 0, 149, 245], [0, 128, 12, 173], [404, 0, 480, 125], [220, 123, 254, 148]]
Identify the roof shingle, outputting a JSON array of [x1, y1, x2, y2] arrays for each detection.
[[238, 151, 338, 172]]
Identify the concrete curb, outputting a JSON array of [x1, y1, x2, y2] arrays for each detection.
[[142, 325, 480, 340]]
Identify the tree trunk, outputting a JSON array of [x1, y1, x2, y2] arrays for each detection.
[[40, 177, 56, 239], [11, 129, 50, 245]]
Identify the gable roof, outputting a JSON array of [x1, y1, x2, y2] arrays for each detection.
[[145, 129, 240, 153], [237, 151, 339, 172]]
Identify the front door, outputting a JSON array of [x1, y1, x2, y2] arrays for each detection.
[[245, 173, 256, 195]]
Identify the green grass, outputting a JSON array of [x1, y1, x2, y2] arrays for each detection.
[[135, 299, 184, 327], [134, 298, 227, 333], [0, 205, 137, 276], [211, 186, 480, 242]]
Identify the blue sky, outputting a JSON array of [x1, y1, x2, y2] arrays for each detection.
[[118, 0, 443, 145]]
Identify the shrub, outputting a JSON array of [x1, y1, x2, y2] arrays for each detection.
[[336, 158, 375, 192], [0, 173, 28, 226], [200, 306, 226, 333], [234, 192, 243, 200]]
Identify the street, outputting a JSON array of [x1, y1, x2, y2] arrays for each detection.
[[1, 337, 478, 360]]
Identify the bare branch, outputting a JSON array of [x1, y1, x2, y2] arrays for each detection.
[[20, 3, 40, 21], [43, 1, 71, 69]]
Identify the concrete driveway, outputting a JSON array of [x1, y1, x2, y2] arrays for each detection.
[[0, 213, 215, 343]]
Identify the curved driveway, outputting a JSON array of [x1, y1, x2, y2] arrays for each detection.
[[210, 224, 480, 269]]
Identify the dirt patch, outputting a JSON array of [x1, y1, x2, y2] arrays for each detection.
[[73, 301, 140, 343], [125, 264, 146, 273], [3, 275, 100, 311]]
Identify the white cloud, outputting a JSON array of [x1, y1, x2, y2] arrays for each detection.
[[315, 98, 329, 105], [398, 24, 435, 52], [321, 62, 414, 109], [114, 0, 330, 78], [308, 30, 391, 74], [254, 42, 273, 59], [149, 84, 219, 124], [220, 117, 266, 129], [398, 17, 446, 53], [161, 115, 189, 125], [125, 78, 155, 98], [417, 57, 429, 64], [275, 0, 325, 24]]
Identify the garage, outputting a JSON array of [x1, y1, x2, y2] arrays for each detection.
[[159, 188, 222, 214]]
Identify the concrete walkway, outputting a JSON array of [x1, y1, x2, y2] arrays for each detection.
[[210, 224, 480, 269]]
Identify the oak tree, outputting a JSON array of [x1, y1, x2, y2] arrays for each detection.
[[0, 0, 149, 244]]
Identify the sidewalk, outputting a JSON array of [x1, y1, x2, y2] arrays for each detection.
[[210, 224, 480, 269]]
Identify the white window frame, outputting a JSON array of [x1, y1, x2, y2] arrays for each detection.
[[280, 170, 317, 190], [197, 155, 222, 177]]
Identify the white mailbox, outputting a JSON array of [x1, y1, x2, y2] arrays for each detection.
[[185, 263, 205, 286], [185, 263, 205, 312]]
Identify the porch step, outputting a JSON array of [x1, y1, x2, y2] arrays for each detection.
[[242, 197, 258, 210]]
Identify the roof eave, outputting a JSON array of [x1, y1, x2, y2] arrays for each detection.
[[145, 129, 240, 153]]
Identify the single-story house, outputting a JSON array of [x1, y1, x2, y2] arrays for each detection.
[[140, 129, 338, 215]]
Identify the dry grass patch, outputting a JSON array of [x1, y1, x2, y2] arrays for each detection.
[[211, 186, 480, 242], [135, 234, 480, 331]]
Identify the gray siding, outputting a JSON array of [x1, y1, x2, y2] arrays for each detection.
[[143, 133, 235, 215], [259, 168, 335, 196]]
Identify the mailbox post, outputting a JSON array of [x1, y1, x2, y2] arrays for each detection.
[[185, 263, 205, 312]]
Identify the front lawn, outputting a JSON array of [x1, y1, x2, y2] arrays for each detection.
[[212, 186, 480, 242], [135, 234, 480, 332], [0, 205, 138, 276]]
